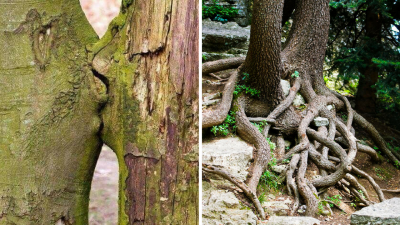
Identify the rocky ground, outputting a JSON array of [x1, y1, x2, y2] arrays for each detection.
[[79, 1, 121, 224], [202, 19, 400, 225]]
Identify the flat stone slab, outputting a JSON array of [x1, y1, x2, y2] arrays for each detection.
[[313, 117, 329, 127], [203, 137, 253, 182], [258, 216, 320, 225], [351, 198, 400, 225], [202, 19, 250, 51]]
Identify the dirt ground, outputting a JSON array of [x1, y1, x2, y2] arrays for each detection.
[[78, 1, 121, 224]]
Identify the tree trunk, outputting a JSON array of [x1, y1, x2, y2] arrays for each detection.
[[244, 0, 285, 107], [355, 7, 382, 113], [94, 0, 199, 224], [0, 0, 199, 224], [0, 0, 102, 223]]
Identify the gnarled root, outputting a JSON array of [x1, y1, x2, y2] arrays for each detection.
[[202, 57, 245, 76], [202, 69, 396, 218], [203, 71, 238, 128], [235, 96, 271, 193], [202, 164, 266, 219]]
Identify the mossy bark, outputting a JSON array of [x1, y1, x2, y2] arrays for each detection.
[[0, 0, 102, 224], [95, 0, 199, 223], [0, 0, 199, 224]]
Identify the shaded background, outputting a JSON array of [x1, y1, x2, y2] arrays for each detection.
[[80, 0, 121, 224]]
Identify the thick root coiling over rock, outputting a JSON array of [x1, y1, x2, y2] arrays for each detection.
[[202, 64, 398, 219]]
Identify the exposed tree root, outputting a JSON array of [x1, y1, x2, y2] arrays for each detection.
[[202, 163, 266, 219], [202, 57, 245, 76], [202, 58, 400, 220], [207, 73, 225, 81], [235, 96, 271, 193], [351, 166, 385, 202], [286, 154, 301, 215], [382, 189, 400, 193], [203, 71, 238, 128]]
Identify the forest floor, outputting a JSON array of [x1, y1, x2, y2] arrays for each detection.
[[203, 69, 400, 224], [79, 0, 121, 224]]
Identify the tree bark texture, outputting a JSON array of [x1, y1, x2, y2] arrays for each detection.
[[0, 0, 102, 224], [94, 0, 199, 224], [0, 0, 199, 224], [244, 0, 285, 107]]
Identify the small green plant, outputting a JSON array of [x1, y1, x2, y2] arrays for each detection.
[[260, 170, 281, 191], [327, 194, 342, 207], [291, 71, 299, 78], [282, 158, 290, 164], [242, 72, 249, 81], [266, 137, 276, 150], [234, 84, 260, 97], [323, 76, 329, 84], [317, 201, 325, 215], [358, 190, 365, 199], [258, 192, 267, 204], [251, 120, 268, 133], [395, 161, 400, 169], [341, 114, 348, 122], [350, 202, 357, 208], [210, 123, 229, 136], [202, 54, 207, 61], [210, 111, 236, 136]]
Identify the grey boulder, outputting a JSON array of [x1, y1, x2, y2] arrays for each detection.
[[351, 198, 400, 225]]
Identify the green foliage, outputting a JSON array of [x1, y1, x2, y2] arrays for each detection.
[[242, 72, 250, 81], [210, 123, 230, 136], [329, 0, 366, 9], [291, 71, 299, 78], [233, 72, 260, 97], [395, 160, 400, 169], [234, 84, 260, 97], [259, 170, 281, 191], [266, 137, 276, 151], [251, 120, 267, 133], [258, 192, 267, 204], [210, 111, 236, 136], [326, 0, 400, 110], [202, 54, 207, 61], [327, 194, 342, 207], [341, 114, 348, 122], [202, 0, 238, 22]]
